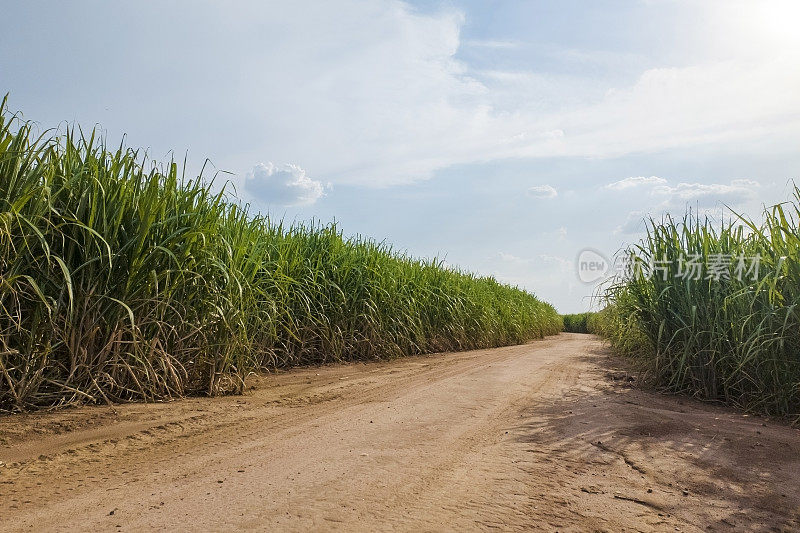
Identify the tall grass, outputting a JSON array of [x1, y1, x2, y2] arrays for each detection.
[[598, 193, 800, 416], [0, 97, 561, 410], [561, 313, 596, 333]]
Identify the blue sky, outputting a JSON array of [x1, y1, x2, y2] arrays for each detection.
[[2, 0, 799, 312]]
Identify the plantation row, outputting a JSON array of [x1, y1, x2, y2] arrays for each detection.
[[594, 193, 800, 417], [0, 99, 561, 410], [561, 313, 594, 333]]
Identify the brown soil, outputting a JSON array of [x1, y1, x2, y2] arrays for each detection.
[[1, 333, 799, 532]]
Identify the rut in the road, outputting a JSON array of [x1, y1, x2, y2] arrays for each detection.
[[1, 334, 799, 532]]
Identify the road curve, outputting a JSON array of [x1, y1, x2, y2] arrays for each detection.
[[1, 333, 799, 531]]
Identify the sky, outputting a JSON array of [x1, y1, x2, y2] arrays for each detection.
[[2, 0, 799, 313]]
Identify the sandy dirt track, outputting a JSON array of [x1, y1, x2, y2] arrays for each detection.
[[1, 333, 799, 532]]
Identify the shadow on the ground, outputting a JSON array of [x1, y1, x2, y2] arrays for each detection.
[[513, 342, 800, 531]]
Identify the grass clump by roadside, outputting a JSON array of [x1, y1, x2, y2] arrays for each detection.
[[596, 191, 800, 417], [561, 313, 597, 333], [0, 97, 561, 411]]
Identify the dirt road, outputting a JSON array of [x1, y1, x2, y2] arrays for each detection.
[[1, 334, 799, 531]]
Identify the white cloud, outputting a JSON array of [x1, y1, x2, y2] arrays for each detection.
[[32, 1, 797, 188], [497, 251, 570, 271], [490, 251, 576, 306], [463, 39, 519, 49], [652, 178, 759, 208], [616, 211, 648, 235], [245, 163, 325, 206], [539, 254, 572, 272], [197, 1, 800, 188], [605, 176, 667, 191], [606, 175, 759, 208], [527, 185, 558, 199], [498, 251, 530, 265], [613, 178, 761, 234]]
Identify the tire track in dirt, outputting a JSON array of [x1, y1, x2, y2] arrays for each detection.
[[2, 334, 799, 531]]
